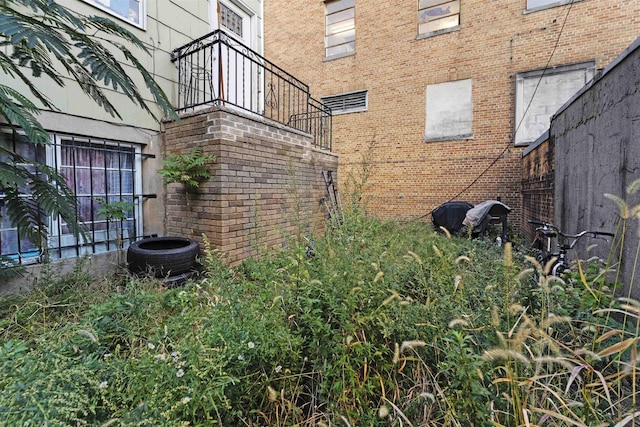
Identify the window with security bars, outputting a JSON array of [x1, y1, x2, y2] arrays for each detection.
[[321, 90, 368, 115], [418, 0, 460, 36], [0, 129, 144, 264], [325, 0, 355, 59], [0, 131, 46, 263], [220, 3, 243, 37]]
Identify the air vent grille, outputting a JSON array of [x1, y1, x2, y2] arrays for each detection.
[[321, 90, 368, 114]]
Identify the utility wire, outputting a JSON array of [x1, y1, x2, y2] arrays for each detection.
[[412, 1, 576, 223], [413, 1, 575, 223], [443, 0, 576, 205]]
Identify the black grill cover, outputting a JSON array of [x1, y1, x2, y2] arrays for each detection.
[[431, 201, 474, 233]]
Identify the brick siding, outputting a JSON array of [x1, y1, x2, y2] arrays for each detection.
[[163, 107, 339, 264], [521, 136, 555, 242], [264, 0, 640, 227]]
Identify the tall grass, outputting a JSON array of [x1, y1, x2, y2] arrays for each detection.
[[479, 180, 640, 427], [0, 183, 638, 425]]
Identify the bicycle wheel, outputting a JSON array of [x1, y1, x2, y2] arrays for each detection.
[[550, 262, 566, 277], [532, 252, 547, 282]]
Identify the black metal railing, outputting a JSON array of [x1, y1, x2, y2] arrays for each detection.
[[171, 30, 332, 151]]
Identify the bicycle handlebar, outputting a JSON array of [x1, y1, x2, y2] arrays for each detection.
[[528, 219, 557, 229], [528, 219, 614, 248]]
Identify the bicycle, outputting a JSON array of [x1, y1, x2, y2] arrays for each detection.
[[528, 219, 614, 278]]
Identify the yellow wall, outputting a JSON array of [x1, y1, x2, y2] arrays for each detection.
[[264, 0, 640, 222], [4, 0, 211, 131]]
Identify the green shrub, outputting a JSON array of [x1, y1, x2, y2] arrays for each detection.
[[0, 200, 636, 425], [0, 328, 104, 425]]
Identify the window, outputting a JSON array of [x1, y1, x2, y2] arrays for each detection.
[[425, 79, 473, 141], [220, 3, 243, 37], [325, 0, 355, 59], [418, 0, 460, 36], [525, 0, 582, 12], [321, 90, 368, 115], [0, 132, 46, 264], [81, 0, 145, 28], [514, 62, 595, 145], [0, 129, 144, 264]]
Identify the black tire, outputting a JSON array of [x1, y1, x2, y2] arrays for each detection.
[[533, 252, 547, 283], [127, 237, 200, 278], [551, 262, 566, 277]]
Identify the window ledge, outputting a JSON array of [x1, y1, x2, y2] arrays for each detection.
[[523, 0, 583, 15], [424, 134, 473, 143], [416, 25, 460, 40], [332, 107, 367, 115], [324, 51, 356, 62], [80, 0, 147, 29]]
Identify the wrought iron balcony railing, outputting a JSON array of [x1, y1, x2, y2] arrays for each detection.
[[171, 30, 332, 151]]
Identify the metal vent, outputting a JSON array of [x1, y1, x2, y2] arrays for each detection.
[[321, 90, 368, 115]]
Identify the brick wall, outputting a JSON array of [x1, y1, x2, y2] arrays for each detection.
[[163, 107, 339, 264], [521, 134, 555, 242], [263, 0, 640, 226]]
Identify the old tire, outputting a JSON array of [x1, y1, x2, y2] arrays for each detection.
[[127, 237, 200, 278]]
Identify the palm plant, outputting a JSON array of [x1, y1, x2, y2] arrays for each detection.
[[0, 0, 177, 260]]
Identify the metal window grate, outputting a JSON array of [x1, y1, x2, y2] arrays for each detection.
[[321, 90, 368, 115], [0, 128, 146, 265]]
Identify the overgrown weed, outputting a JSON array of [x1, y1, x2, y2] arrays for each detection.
[[1, 180, 639, 425]]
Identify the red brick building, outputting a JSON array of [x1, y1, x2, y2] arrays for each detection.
[[264, 0, 640, 221]]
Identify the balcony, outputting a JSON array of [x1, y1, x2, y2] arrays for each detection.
[[171, 30, 332, 151]]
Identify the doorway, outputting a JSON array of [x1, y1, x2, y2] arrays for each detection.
[[212, 1, 262, 111]]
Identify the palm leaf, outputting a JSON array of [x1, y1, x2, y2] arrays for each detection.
[[0, 0, 176, 254], [29, 162, 87, 242], [0, 160, 30, 189], [2, 186, 47, 247], [72, 33, 140, 99], [0, 51, 59, 110], [87, 15, 148, 52], [0, 164, 87, 247], [0, 85, 50, 144], [1, 0, 176, 121], [3, 0, 86, 32], [10, 41, 67, 85], [0, 133, 87, 246], [0, 9, 66, 52], [120, 44, 179, 120]]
